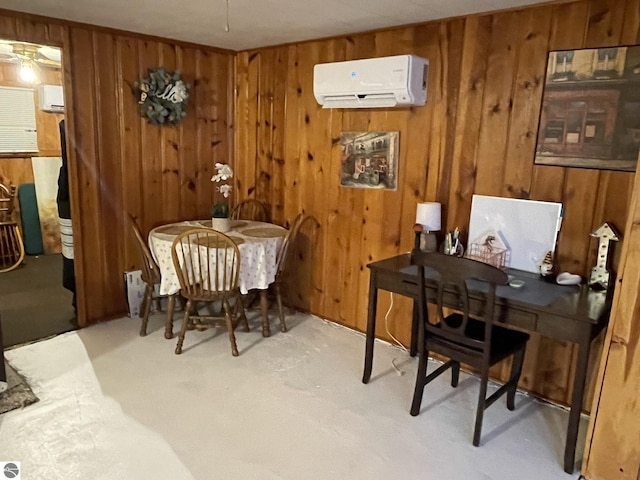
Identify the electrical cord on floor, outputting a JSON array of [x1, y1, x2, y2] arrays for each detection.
[[383, 292, 411, 376]]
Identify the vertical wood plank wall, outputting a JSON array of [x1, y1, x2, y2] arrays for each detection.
[[0, 10, 235, 324], [235, 0, 640, 410]]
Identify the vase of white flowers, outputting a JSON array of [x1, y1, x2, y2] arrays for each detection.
[[210, 162, 233, 232]]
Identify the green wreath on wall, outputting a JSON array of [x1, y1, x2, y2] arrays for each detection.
[[133, 67, 190, 125]]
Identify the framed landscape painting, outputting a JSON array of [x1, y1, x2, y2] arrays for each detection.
[[339, 131, 399, 190], [535, 45, 640, 171]]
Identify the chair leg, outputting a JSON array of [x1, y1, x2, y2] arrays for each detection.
[[223, 299, 239, 357], [473, 370, 490, 447], [165, 294, 176, 339], [175, 300, 192, 355], [451, 361, 460, 388], [235, 295, 250, 332], [410, 348, 429, 416], [139, 283, 154, 336], [507, 347, 526, 411], [275, 284, 287, 333]]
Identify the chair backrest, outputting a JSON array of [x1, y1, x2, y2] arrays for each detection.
[[275, 213, 320, 279], [171, 228, 241, 300], [230, 199, 269, 222], [126, 214, 161, 286], [412, 251, 508, 352], [0, 184, 16, 223]]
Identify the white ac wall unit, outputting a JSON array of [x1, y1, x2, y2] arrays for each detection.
[[0, 86, 38, 154], [38, 84, 64, 112], [313, 54, 429, 109]]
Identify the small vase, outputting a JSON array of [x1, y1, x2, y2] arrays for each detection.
[[211, 217, 231, 233]]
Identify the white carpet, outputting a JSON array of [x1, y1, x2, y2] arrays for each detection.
[[0, 311, 584, 479]]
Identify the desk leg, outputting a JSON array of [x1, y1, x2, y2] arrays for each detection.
[[362, 272, 378, 384], [410, 300, 419, 357], [259, 290, 271, 337], [564, 338, 590, 473]]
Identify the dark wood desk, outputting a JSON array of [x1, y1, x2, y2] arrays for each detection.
[[362, 254, 611, 474]]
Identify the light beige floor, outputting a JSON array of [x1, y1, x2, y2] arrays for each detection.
[[1, 311, 585, 479]]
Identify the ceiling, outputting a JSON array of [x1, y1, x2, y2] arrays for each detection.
[[0, 0, 552, 51]]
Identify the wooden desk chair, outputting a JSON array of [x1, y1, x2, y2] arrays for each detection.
[[410, 251, 530, 446], [126, 214, 177, 338], [0, 183, 25, 273], [171, 228, 249, 356], [273, 213, 320, 332], [230, 199, 269, 222]]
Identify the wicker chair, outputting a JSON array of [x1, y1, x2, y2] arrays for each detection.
[[171, 228, 249, 356], [230, 199, 269, 222], [0, 184, 24, 273], [272, 213, 320, 332], [126, 214, 176, 338]]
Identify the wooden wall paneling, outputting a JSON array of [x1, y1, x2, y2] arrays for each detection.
[[621, 0, 640, 44], [195, 50, 214, 216], [585, 0, 628, 47], [237, 50, 259, 201], [500, 9, 552, 199], [116, 36, 144, 271], [68, 27, 104, 323], [306, 39, 346, 315], [92, 31, 127, 318], [138, 40, 163, 231], [211, 51, 233, 214], [0, 14, 18, 39], [159, 43, 181, 222], [255, 48, 274, 205], [583, 155, 640, 479], [289, 40, 325, 311], [473, 12, 519, 198], [234, 51, 251, 206], [334, 34, 374, 329], [269, 46, 289, 226], [177, 47, 200, 219], [447, 15, 492, 233], [0, 158, 34, 187]]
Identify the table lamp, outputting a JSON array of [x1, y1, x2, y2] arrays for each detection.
[[414, 202, 441, 252]]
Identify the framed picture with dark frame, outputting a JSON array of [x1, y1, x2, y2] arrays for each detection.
[[534, 45, 640, 172], [339, 132, 399, 190]]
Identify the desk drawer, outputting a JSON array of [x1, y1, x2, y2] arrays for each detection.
[[376, 274, 419, 297]]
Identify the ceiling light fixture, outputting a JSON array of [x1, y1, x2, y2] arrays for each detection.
[[19, 60, 36, 83], [12, 43, 40, 84]]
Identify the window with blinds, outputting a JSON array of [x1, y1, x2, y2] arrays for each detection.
[[0, 86, 38, 154]]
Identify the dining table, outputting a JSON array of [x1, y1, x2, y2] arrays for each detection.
[[148, 219, 288, 336]]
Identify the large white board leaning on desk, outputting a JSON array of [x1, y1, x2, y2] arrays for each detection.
[[467, 195, 563, 274]]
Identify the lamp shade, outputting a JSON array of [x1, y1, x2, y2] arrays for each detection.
[[415, 202, 441, 232]]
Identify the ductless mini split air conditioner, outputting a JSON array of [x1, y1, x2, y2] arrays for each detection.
[[313, 54, 429, 109], [38, 85, 64, 113]]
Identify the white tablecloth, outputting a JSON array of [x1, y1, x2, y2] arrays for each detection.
[[149, 220, 287, 295]]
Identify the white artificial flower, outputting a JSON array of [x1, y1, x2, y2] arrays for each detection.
[[217, 184, 233, 198], [173, 80, 188, 103], [211, 163, 234, 182]]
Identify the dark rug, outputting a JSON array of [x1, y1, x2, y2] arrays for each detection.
[[0, 361, 39, 415]]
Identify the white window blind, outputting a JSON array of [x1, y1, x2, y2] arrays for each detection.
[[0, 86, 38, 154]]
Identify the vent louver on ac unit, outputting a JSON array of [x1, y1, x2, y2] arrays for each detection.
[[0, 86, 38, 154]]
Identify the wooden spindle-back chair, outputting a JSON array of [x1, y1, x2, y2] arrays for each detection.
[[171, 228, 248, 356], [0, 183, 24, 273], [230, 199, 269, 222]]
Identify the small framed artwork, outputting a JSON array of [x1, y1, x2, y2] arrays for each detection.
[[534, 45, 640, 171], [339, 131, 399, 190]]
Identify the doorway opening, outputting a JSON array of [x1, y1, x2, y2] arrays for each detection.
[[0, 39, 76, 347]]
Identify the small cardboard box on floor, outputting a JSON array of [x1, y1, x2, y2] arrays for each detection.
[[124, 270, 164, 317]]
